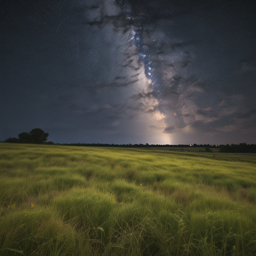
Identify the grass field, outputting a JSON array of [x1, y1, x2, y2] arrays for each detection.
[[0, 143, 256, 256]]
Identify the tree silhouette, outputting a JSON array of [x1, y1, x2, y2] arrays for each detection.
[[29, 128, 49, 144], [18, 132, 32, 143], [5, 128, 50, 144]]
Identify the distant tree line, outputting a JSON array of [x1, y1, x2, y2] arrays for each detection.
[[4, 135, 255, 153], [5, 128, 53, 144], [219, 143, 256, 153], [58, 143, 255, 153], [60, 143, 220, 148]]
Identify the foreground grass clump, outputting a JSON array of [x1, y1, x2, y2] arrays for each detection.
[[0, 208, 85, 256], [0, 143, 256, 255]]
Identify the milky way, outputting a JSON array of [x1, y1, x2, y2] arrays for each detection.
[[117, 0, 167, 120]]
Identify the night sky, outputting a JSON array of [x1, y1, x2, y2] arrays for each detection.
[[1, 0, 256, 144]]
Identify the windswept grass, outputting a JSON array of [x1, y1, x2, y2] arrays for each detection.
[[0, 143, 256, 255]]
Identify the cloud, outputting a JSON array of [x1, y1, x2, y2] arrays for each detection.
[[94, 77, 142, 92], [189, 83, 205, 93], [233, 109, 256, 127], [148, 124, 164, 131], [129, 91, 155, 100], [236, 109, 256, 120], [195, 109, 218, 123], [128, 102, 158, 113], [163, 126, 176, 133], [217, 125, 238, 132], [182, 125, 195, 133]]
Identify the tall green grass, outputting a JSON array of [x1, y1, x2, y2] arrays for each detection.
[[0, 143, 256, 255]]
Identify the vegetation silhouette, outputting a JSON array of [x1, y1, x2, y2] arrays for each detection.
[[58, 143, 255, 153], [220, 143, 256, 153], [5, 128, 52, 144], [4, 132, 256, 153]]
